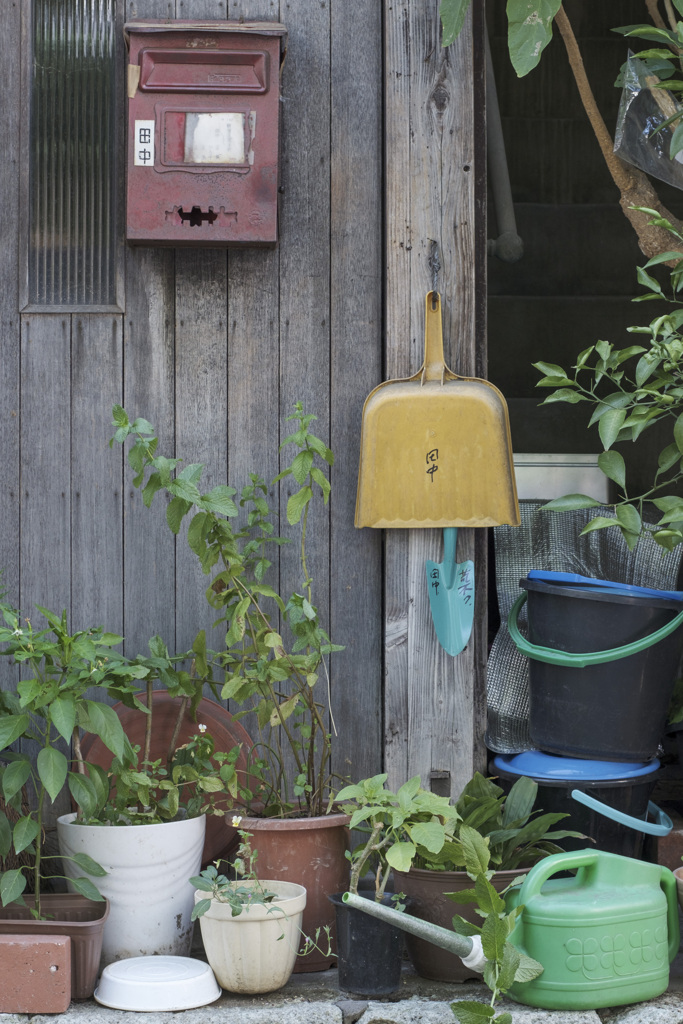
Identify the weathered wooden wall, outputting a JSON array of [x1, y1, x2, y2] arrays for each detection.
[[0, 0, 486, 803]]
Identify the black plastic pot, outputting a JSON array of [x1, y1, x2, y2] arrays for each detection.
[[509, 571, 683, 761], [328, 892, 404, 997], [492, 751, 669, 860]]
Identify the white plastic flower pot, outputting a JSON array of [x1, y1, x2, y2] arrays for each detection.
[[195, 879, 306, 994], [57, 813, 206, 966]]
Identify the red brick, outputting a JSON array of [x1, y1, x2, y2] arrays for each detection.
[[0, 934, 71, 1013]]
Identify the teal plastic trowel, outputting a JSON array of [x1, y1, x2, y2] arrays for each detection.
[[426, 527, 474, 656]]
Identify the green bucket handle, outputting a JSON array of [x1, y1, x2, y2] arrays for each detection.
[[507, 591, 683, 668]]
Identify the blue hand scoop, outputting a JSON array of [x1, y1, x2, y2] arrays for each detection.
[[426, 527, 474, 656]]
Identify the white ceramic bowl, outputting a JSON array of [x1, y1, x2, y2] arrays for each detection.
[[94, 956, 221, 1011]]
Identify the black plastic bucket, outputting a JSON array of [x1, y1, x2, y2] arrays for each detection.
[[328, 892, 404, 997], [508, 571, 683, 761], [491, 751, 670, 861]]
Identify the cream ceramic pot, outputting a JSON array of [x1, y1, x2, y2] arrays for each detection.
[[57, 812, 205, 966]]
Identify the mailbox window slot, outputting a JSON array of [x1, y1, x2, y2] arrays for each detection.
[[139, 49, 268, 93], [185, 112, 245, 164]]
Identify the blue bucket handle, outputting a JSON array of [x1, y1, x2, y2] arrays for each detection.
[[570, 789, 672, 837]]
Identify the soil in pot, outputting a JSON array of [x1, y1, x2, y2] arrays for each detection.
[[392, 866, 523, 983], [0, 893, 109, 999], [236, 813, 349, 972], [328, 891, 404, 997]]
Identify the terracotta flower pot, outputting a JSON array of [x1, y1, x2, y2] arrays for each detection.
[[235, 813, 350, 972], [0, 893, 109, 999], [392, 865, 526, 983]]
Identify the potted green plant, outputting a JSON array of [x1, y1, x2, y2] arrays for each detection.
[[109, 402, 349, 969], [338, 771, 582, 985], [0, 602, 121, 999], [330, 774, 458, 997], [56, 635, 243, 966], [190, 822, 307, 994]]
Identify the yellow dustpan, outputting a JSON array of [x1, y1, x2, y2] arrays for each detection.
[[355, 292, 519, 529]]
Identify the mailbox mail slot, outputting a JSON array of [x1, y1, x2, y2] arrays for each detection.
[[125, 20, 287, 247]]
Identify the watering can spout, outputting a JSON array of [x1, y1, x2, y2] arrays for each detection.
[[341, 892, 485, 971]]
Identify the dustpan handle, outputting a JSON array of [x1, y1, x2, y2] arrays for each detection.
[[422, 292, 447, 384]]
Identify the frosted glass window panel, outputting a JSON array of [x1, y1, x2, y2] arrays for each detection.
[[29, 0, 117, 306]]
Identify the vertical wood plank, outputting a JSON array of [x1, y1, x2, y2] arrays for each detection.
[[175, 248, 229, 657], [0, 0, 22, 637], [384, 3, 484, 797], [20, 315, 72, 619], [71, 316, 124, 637], [121, 1, 177, 659], [329, 0, 384, 786], [276, 0, 332, 793]]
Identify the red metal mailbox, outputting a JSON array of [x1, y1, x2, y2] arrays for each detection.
[[125, 21, 287, 247]]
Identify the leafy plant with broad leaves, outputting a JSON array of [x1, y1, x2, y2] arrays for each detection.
[[440, 0, 562, 77], [110, 402, 343, 818], [338, 772, 581, 901], [0, 603, 125, 916], [448, 825, 544, 1024], [337, 774, 462, 900], [435, 772, 584, 873], [534, 208, 683, 551], [72, 635, 245, 826]]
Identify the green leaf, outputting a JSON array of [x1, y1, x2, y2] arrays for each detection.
[[674, 413, 683, 454], [0, 868, 26, 906], [69, 852, 108, 877], [287, 486, 312, 526], [68, 772, 99, 819], [502, 775, 536, 826], [616, 503, 642, 536], [69, 877, 105, 902], [532, 361, 568, 378], [37, 746, 68, 803], [450, 1002, 496, 1024], [459, 824, 490, 876], [2, 760, 31, 803], [386, 841, 417, 872], [513, 952, 545, 983], [0, 714, 30, 752], [497, 940, 521, 992], [84, 701, 125, 760], [191, 898, 212, 921], [201, 486, 238, 517], [290, 450, 314, 485], [507, 0, 562, 78], [597, 450, 626, 489], [51, 696, 77, 745], [481, 911, 508, 963], [410, 821, 446, 855], [542, 494, 603, 512], [13, 816, 39, 855], [440, 0, 472, 47], [659, 444, 681, 472], [166, 496, 192, 535], [636, 266, 664, 296], [598, 407, 626, 450], [579, 516, 621, 535]]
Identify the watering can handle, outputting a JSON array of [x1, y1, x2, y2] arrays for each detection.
[[508, 591, 683, 667], [518, 848, 599, 905], [660, 868, 681, 962], [570, 790, 673, 837]]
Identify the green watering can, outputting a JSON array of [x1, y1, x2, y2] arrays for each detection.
[[343, 848, 680, 1012]]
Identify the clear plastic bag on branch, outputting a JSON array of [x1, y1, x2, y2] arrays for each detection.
[[614, 52, 683, 190]]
